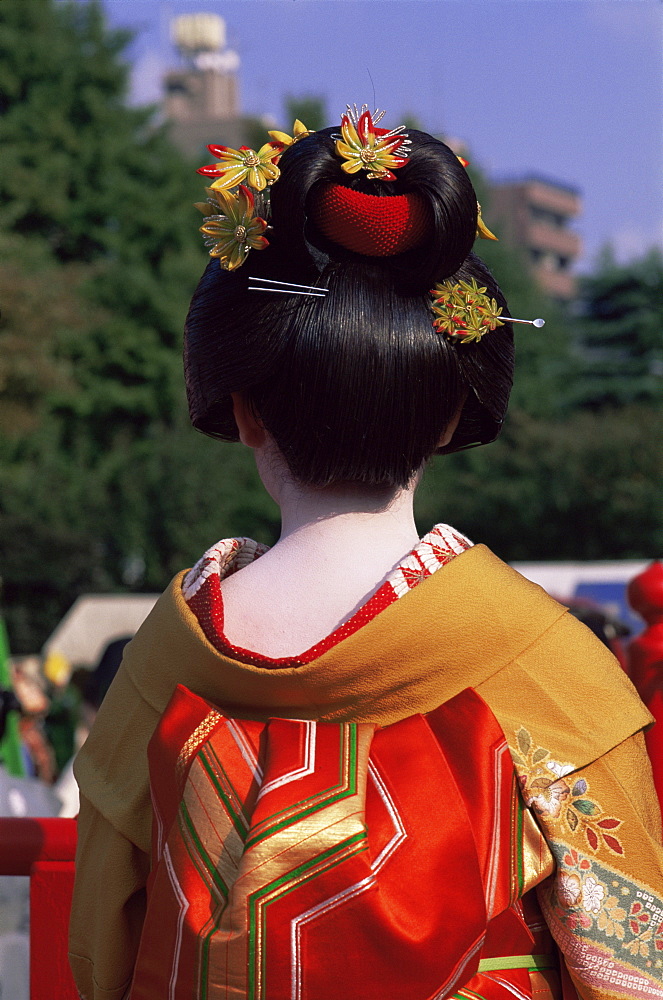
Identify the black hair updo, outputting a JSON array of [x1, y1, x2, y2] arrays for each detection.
[[184, 124, 514, 490]]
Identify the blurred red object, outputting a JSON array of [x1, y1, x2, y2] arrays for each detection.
[[0, 817, 78, 999], [627, 561, 663, 804]]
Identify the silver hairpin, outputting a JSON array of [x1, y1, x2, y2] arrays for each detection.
[[503, 316, 546, 328], [248, 277, 328, 298], [345, 103, 386, 127]]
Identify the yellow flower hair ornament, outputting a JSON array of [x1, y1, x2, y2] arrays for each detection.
[[476, 202, 498, 241], [195, 120, 316, 268], [334, 103, 411, 182], [197, 185, 269, 271], [267, 119, 311, 147]]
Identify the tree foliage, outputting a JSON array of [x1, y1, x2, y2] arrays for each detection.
[[284, 95, 327, 132], [0, 234, 81, 435], [416, 404, 663, 561], [0, 0, 202, 451], [0, 0, 213, 649], [570, 248, 663, 408]]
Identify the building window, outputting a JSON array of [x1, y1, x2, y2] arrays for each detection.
[[529, 205, 567, 228]]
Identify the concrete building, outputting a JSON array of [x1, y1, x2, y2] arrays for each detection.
[[163, 13, 256, 157], [489, 176, 582, 302]]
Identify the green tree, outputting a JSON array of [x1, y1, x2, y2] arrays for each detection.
[[0, 0, 202, 449], [570, 248, 663, 408], [0, 0, 215, 650], [0, 425, 112, 652], [284, 95, 327, 132], [0, 234, 80, 436], [416, 404, 663, 561]]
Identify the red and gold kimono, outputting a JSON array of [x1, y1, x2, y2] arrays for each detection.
[[70, 528, 663, 1000]]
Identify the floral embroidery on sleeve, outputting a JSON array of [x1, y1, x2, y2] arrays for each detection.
[[510, 726, 624, 857], [509, 726, 663, 997], [541, 841, 663, 988]]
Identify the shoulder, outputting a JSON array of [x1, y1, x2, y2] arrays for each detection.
[[446, 546, 652, 766], [474, 592, 652, 772]]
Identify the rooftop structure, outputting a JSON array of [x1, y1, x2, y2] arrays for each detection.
[[164, 13, 248, 156], [489, 175, 582, 302], [43, 594, 158, 668]]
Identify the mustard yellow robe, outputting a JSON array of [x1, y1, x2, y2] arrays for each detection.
[[69, 545, 662, 1000]]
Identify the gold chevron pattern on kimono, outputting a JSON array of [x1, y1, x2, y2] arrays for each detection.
[[194, 717, 371, 998], [129, 685, 559, 1000]]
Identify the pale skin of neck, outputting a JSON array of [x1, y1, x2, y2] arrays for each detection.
[[219, 393, 459, 657]]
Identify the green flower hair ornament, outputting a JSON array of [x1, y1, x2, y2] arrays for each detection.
[[196, 185, 269, 272], [431, 278, 505, 344]]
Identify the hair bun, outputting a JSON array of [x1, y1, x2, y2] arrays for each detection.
[[309, 183, 433, 257]]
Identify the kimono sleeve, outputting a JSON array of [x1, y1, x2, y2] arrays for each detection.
[[69, 796, 150, 1000], [68, 659, 159, 1000], [517, 729, 663, 1000]]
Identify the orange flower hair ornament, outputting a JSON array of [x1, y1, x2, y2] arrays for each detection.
[[197, 142, 282, 192], [194, 119, 312, 271], [333, 104, 411, 182]]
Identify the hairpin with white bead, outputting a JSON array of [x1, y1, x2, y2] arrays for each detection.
[[502, 316, 545, 327]]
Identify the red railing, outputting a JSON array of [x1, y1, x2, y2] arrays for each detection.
[[0, 817, 78, 1000]]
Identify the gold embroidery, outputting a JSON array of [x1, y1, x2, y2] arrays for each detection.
[[176, 710, 223, 780], [521, 806, 555, 892], [208, 723, 374, 999], [181, 754, 246, 898]]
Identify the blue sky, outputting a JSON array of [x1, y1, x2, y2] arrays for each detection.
[[91, 0, 663, 271]]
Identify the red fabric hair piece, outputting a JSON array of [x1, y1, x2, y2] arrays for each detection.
[[310, 183, 433, 256]]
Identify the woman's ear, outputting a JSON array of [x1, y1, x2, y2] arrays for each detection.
[[231, 392, 267, 449], [437, 394, 467, 448]]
